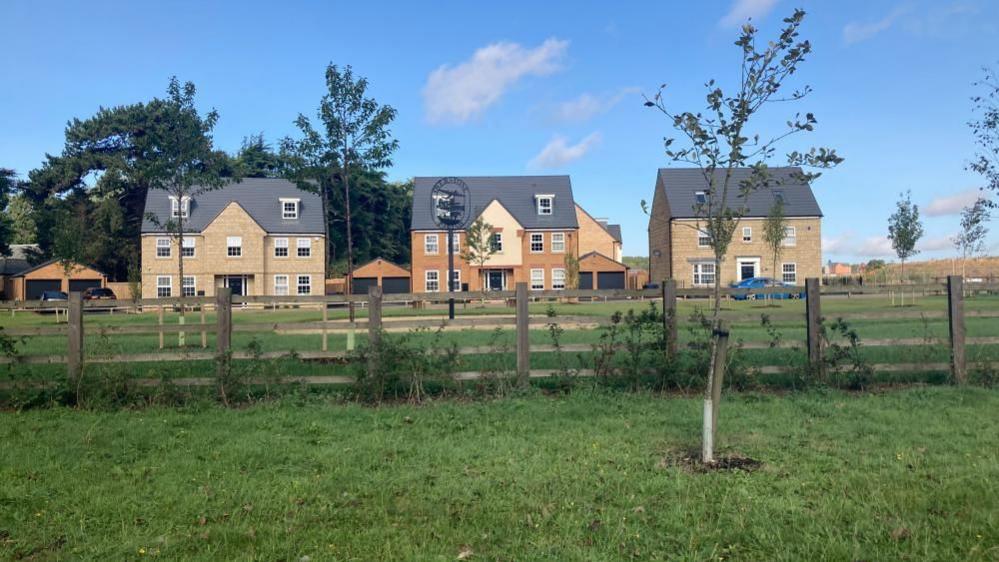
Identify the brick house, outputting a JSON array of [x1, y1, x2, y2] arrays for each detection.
[[575, 204, 622, 262], [410, 176, 582, 293], [140, 178, 325, 299], [648, 167, 822, 287]]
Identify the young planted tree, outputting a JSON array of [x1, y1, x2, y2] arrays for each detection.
[[762, 198, 789, 287], [954, 197, 990, 277], [887, 191, 924, 282], [460, 216, 498, 302], [0, 169, 17, 256], [970, 65, 998, 198], [282, 64, 398, 321], [644, 9, 841, 463]]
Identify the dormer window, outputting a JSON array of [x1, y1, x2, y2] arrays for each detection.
[[536, 194, 554, 216], [280, 198, 300, 220], [774, 190, 785, 204], [694, 191, 707, 205], [170, 196, 190, 219]]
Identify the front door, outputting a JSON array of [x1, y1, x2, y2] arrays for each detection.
[[487, 270, 504, 291], [224, 275, 245, 296], [737, 258, 760, 282]]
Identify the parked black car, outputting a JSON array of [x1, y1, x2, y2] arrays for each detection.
[[83, 287, 116, 300], [39, 290, 68, 302]]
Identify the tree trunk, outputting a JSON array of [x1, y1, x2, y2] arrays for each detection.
[[344, 160, 355, 322], [322, 174, 332, 279], [177, 210, 185, 347]]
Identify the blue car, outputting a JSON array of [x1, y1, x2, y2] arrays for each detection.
[[730, 277, 805, 300]]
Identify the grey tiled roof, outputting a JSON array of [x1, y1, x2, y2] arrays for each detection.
[[141, 178, 324, 234], [411, 176, 578, 231], [657, 167, 822, 218], [606, 224, 622, 243]]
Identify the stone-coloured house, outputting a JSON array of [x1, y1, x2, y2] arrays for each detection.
[[140, 178, 325, 299], [648, 167, 822, 287], [575, 204, 622, 262]]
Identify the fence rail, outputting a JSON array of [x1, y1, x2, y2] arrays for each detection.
[[0, 277, 992, 387]]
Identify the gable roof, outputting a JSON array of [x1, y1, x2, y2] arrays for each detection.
[[354, 258, 411, 278], [141, 178, 324, 234], [579, 251, 628, 270], [606, 224, 622, 243], [11, 259, 105, 278], [575, 203, 622, 244], [411, 176, 578, 231], [656, 167, 822, 218]]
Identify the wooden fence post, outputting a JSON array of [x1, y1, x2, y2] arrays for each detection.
[[215, 288, 232, 378], [662, 279, 678, 358], [516, 282, 529, 386], [67, 292, 84, 384], [368, 285, 383, 348], [321, 300, 329, 352], [947, 275, 967, 384], [200, 303, 207, 348], [805, 278, 822, 371], [158, 304, 164, 349]]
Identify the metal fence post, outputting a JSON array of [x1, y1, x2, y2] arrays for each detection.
[[67, 292, 84, 384], [947, 275, 967, 384], [216, 288, 232, 378], [805, 278, 822, 371], [662, 279, 678, 358], [516, 282, 529, 386]]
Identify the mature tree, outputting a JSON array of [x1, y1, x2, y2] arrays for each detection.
[[564, 253, 581, 290], [234, 133, 285, 178], [762, 198, 789, 285], [283, 63, 398, 321], [970, 65, 998, 199], [334, 173, 411, 269], [644, 9, 841, 463], [460, 216, 498, 300], [24, 77, 233, 280], [6, 193, 36, 244], [887, 191, 924, 282], [0, 169, 16, 256], [954, 197, 990, 277]]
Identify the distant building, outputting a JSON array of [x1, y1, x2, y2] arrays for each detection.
[[823, 261, 853, 277]]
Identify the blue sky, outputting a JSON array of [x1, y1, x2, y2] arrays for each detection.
[[2, 0, 997, 262]]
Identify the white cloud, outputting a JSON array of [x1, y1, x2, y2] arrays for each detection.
[[924, 188, 984, 217], [528, 132, 601, 169], [843, 7, 908, 45], [719, 0, 779, 28], [552, 88, 640, 123], [824, 232, 896, 258], [423, 38, 569, 124], [919, 235, 957, 252]]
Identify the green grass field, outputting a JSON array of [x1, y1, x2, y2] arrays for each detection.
[[1, 387, 996, 560]]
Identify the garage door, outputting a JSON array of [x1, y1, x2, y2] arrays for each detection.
[[352, 277, 377, 295], [69, 279, 102, 293], [579, 272, 593, 290], [26, 279, 62, 300], [597, 272, 626, 290], [383, 277, 410, 294]]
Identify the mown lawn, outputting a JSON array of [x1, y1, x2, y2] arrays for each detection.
[[1, 387, 997, 560]]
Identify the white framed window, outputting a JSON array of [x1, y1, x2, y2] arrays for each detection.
[[695, 191, 707, 205], [170, 196, 190, 218], [425, 270, 440, 292], [274, 275, 289, 296], [551, 232, 565, 253], [156, 237, 171, 258], [274, 237, 289, 257], [783, 226, 797, 247], [296, 275, 312, 295], [742, 227, 752, 243], [296, 238, 311, 258], [782, 263, 797, 284], [424, 234, 439, 255], [156, 276, 172, 298], [692, 262, 716, 286], [552, 268, 566, 290], [182, 276, 196, 297], [530, 233, 544, 253], [490, 233, 503, 253], [536, 195, 553, 215], [530, 268, 545, 290], [450, 270, 461, 292], [227, 236, 242, 257], [698, 230, 710, 248], [182, 237, 196, 258], [281, 198, 300, 220]]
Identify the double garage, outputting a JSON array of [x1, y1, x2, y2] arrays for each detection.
[[4, 260, 107, 300], [578, 252, 627, 290], [350, 258, 411, 295]]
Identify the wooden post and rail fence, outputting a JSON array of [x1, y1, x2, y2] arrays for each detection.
[[0, 276, 990, 388]]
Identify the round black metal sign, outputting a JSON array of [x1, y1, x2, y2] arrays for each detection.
[[430, 177, 471, 229]]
